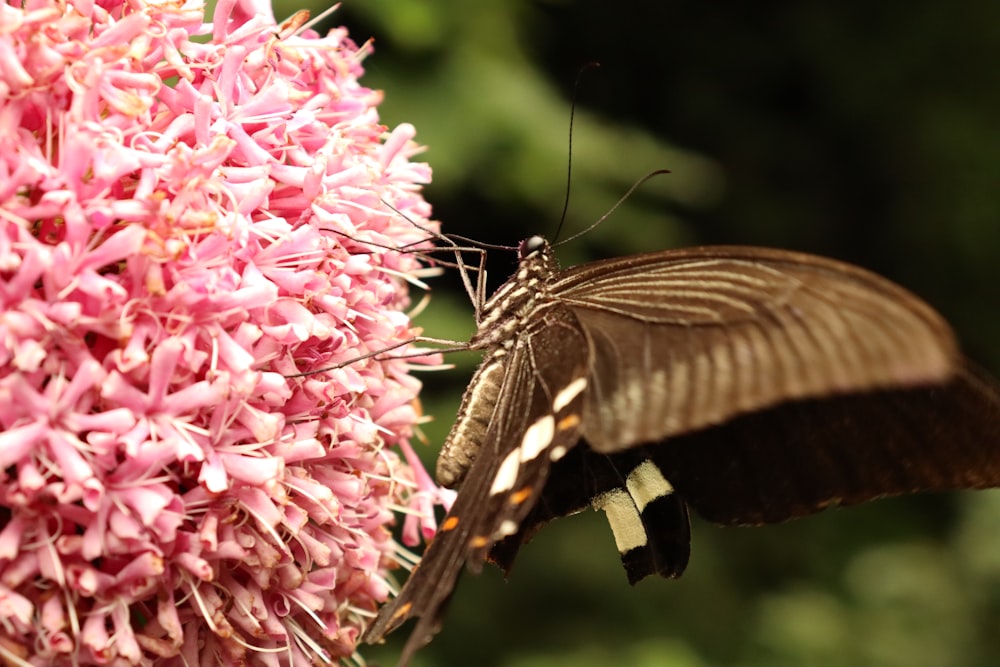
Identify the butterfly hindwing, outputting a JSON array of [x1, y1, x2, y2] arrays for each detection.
[[490, 445, 692, 583], [648, 363, 1000, 526], [592, 457, 691, 583]]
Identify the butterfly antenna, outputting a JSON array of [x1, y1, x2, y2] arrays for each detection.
[[553, 62, 601, 244], [557, 168, 672, 247]]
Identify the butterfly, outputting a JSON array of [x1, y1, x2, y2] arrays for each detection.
[[362, 236, 1000, 665]]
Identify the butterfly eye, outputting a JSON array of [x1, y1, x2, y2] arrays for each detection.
[[520, 235, 546, 258]]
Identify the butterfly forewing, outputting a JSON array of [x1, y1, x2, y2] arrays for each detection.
[[360, 348, 534, 661], [362, 302, 590, 662], [556, 246, 958, 453], [467, 307, 591, 562]]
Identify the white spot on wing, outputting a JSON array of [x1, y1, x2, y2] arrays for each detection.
[[498, 520, 518, 537], [520, 415, 555, 461], [625, 460, 674, 512], [552, 377, 588, 413], [592, 488, 647, 553], [490, 449, 521, 495], [488, 415, 556, 495], [549, 445, 568, 461]]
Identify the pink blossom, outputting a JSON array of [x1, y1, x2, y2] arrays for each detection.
[[0, 0, 446, 664]]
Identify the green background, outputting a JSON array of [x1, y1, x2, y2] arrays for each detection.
[[299, 2, 998, 665]]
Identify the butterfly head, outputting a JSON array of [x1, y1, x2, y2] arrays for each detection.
[[519, 235, 547, 258], [470, 236, 560, 349], [514, 236, 559, 284]]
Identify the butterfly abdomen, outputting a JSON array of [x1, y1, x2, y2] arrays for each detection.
[[436, 354, 506, 488]]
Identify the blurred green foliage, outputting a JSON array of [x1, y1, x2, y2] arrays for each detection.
[[284, 1, 1000, 665]]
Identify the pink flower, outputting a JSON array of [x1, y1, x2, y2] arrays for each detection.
[[0, 0, 445, 664]]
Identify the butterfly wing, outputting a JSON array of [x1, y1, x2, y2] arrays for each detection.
[[362, 307, 590, 663], [489, 444, 693, 584], [512, 245, 998, 583], [649, 362, 1000, 526], [552, 246, 960, 453], [492, 366, 1000, 585]]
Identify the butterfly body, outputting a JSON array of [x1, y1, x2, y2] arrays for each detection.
[[364, 237, 1000, 665]]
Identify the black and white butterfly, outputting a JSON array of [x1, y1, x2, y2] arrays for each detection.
[[362, 236, 1000, 665]]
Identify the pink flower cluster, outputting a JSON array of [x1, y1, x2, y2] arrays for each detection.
[[0, 0, 443, 664]]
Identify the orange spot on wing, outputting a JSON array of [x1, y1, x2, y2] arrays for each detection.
[[469, 536, 489, 549], [558, 414, 581, 430], [441, 516, 460, 531], [391, 602, 413, 621], [509, 486, 535, 505]]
